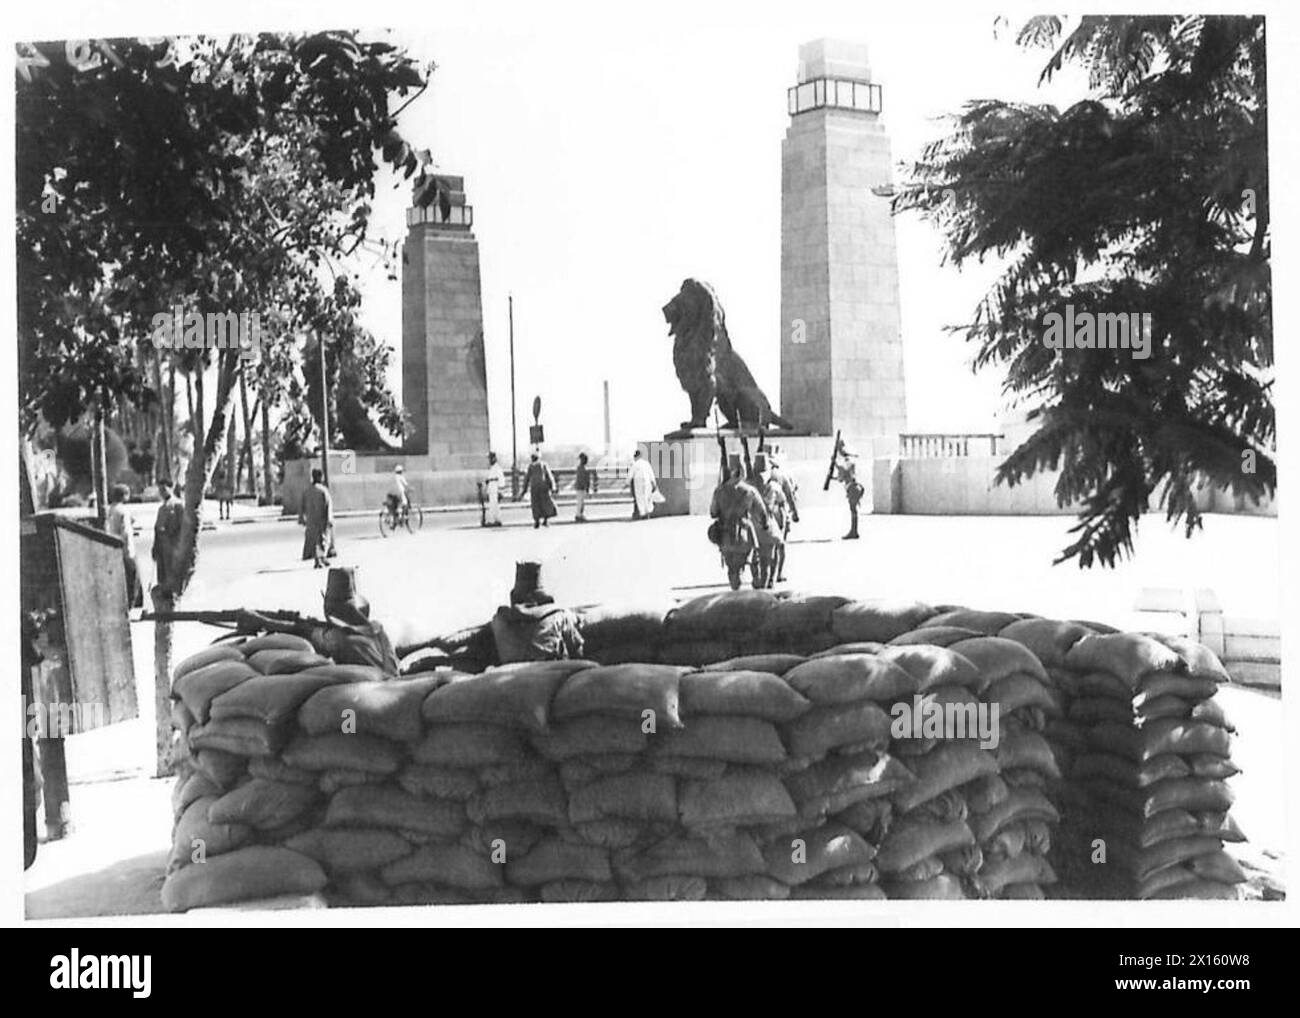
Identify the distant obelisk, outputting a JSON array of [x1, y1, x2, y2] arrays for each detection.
[[780, 39, 907, 455], [402, 175, 491, 468]]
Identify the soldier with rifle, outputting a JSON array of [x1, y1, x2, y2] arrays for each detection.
[[754, 452, 793, 585], [146, 566, 399, 675], [707, 420, 770, 589], [823, 431, 865, 540]]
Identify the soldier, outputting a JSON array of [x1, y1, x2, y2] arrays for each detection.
[[709, 458, 770, 589], [835, 447, 865, 540], [237, 566, 398, 674], [766, 454, 800, 524], [754, 458, 791, 584], [489, 562, 584, 663]]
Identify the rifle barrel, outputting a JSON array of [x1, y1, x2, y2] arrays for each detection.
[[823, 429, 842, 491]]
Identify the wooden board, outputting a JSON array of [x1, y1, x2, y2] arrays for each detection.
[[52, 517, 138, 730]]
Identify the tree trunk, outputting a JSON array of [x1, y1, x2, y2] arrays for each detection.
[[225, 410, 237, 507], [261, 397, 274, 506], [239, 397, 260, 498], [92, 405, 108, 528], [153, 352, 242, 775], [166, 357, 177, 480], [152, 585, 175, 778], [315, 332, 331, 488], [239, 369, 256, 499]]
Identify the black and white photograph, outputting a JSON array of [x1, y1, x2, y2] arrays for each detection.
[[6, 0, 1294, 953]]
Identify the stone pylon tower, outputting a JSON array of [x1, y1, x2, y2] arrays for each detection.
[[402, 175, 491, 468], [780, 39, 907, 455]]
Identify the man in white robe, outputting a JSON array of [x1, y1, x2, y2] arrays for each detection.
[[483, 452, 505, 527], [628, 448, 658, 520]]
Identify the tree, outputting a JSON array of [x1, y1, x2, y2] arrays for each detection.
[[894, 15, 1272, 566], [17, 32, 441, 773]]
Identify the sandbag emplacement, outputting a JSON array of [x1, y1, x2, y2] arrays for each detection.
[[163, 592, 1247, 908]]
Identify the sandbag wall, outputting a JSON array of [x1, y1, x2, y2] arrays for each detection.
[[161, 592, 1246, 910], [1040, 631, 1248, 899]]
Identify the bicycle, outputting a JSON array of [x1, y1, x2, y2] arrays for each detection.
[[379, 496, 424, 537]]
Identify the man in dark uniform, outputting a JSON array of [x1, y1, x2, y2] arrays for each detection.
[[152, 478, 186, 594], [237, 567, 398, 674]]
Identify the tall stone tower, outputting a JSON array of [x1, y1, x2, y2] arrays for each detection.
[[780, 39, 906, 455], [402, 175, 491, 468]]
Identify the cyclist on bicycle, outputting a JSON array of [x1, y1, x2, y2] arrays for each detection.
[[387, 464, 411, 522]]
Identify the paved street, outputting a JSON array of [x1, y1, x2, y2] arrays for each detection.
[[145, 498, 1281, 645]]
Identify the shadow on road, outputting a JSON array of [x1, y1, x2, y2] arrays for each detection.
[[26, 850, 167, 919]]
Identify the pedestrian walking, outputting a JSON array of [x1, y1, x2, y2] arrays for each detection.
[[629, 448, 660, 520], [483, 451, 504, 527], [574, 452, 595, 522], [524, 452, 557, 528], [299, 467, 334, 568], [215, 467, 234, 520], [106, 483, 142, 609], [151, 478, 185, 596]]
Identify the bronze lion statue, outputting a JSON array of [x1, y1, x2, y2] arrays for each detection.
[[662, 278, 792, 431]]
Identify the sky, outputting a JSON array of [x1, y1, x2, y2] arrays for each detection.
[[345, 6, 1094, 456]]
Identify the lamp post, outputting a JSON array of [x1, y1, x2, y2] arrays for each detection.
[[603, 380, 611, 455], [509, 294, 518, 500]]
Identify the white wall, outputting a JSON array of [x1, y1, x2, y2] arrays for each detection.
[[874, 456, 1278, 518]]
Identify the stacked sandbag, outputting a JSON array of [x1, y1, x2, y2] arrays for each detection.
[[163, 633, 366, 911], [659, 591, 777, 665], [950, 635, 1063, 899], [870, 643, 993, 899], [754, 593, 851, 656], [574, 600, 672, 665], [774, 651, 922, 900], [996, 618, 1096, 776], [1048, 632, 1247, 899], [334, 658, 812, 904], [165, 629, 886, 905], [166, 636, 452, 911], [626, 668, 808, 900], [830, 599, 940, 646]]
